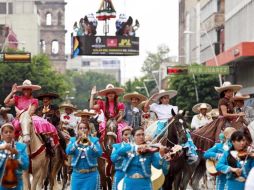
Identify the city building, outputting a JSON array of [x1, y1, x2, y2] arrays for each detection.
[[37, 0, 67, 73], [0, 0, 41, 55], [206, 0, 254, 104], [66, 56, 121, 83]]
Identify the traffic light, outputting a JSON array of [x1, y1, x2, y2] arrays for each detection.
[[2, 53, 31, 63], [167, 66, 188, 75]]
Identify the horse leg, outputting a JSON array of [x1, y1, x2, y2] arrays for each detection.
[[174, 171, 182, 190], [22, 170, 31, 190], [190, 158, 206, 190], [97, 158, 107, 190], [163, 173, 174, 190]]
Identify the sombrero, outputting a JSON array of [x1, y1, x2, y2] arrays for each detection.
[[74, 109, 96, 117], [208, 108, 219, 118], [97, 84, 125, 96], [0, 107, 11, 112], [192, 103, 212, 114], [36, 92, 59, 100], [17, 80, 41, 91], [152, 90, 177, 102], [224, 127, 236, 139], [232, 92, 250, 101], [123, 92, 147, 104], [214, 81, 242, 93], [121, 126, 132, 133], [59, 102, 77, 110]]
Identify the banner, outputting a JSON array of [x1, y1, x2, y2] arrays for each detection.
[[188, 66, 229, 75], [71, 35, 139, 57]]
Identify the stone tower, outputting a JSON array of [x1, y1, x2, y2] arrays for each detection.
[[37, 0, 67, 73]]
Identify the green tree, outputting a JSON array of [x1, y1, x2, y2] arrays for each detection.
[[168, 74, 220, 115], [68, 71, 119, 109], [0, 54, 72, 105]]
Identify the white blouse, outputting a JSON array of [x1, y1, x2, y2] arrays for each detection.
[[150, 103, 178, 121]]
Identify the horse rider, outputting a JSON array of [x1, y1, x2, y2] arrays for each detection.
[[36, 92, 60, 127], [4, 80, 58, 157], [144, 89, 178, 138], [191, 103, 213, 130], [116, 127, 170, 190], [123, 92, 147, 130], [74, 109, 98, 137], [216, 130, 254, 190], [0, 106, 14, 127], [60, 102, 79, 137], [204, 127, 236, 190], [66, 122, 102, 190], [90, 84, 126, 143], [111, 126, 132, 190], [233, 92, 254, 125], [0, 123, 29, 190]]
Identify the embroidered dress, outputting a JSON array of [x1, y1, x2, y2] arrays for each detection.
[[66, 136, 102, 190], [0, 141, 29, 190], [12, 96, 57, 136]]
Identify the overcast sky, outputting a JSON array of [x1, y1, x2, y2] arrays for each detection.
[[65, 0, 179, 83]]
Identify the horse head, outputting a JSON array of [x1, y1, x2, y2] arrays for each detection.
[[167, 109, 188, 148], [19, 106, 33, 144], [104, 119, 117, 154]]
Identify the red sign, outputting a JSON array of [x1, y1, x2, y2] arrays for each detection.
[[167, 67, 188, 75], [107, 38, 118, 47]]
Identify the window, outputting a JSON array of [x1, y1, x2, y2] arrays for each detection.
[[51, 40, 59, 54], [58, 12, 62, 25], [8, 3, 13, 14], [46, 13, 52, 25], [82, 61, 90, 67], [40, 40, 46, 53], [0, 3, 7, 14]]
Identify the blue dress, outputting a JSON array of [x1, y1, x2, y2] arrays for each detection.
[[66, 136, 103, 190], [111, 143, 126, 190], [0, 141, 29, 190], [204, 143, 226, 190], [118, 143, 169, 190], [216, 150, 254, 190]]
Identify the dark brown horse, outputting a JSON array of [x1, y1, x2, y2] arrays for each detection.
[[98, 119, 117, 190]]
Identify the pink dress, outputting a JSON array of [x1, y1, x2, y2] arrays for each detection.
[[98, 100, 126, 143], [12, 95, 57, 136]]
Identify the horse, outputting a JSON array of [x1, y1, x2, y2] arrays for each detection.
[[19, 107, 62, 190], [98, 118, 117, 190], [161, 110, 191, 190]]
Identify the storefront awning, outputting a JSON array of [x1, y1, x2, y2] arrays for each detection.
[[206, 42, 254, 66]]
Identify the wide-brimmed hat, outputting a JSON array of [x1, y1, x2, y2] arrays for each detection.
[[192, 103, 212, 113], [232, 92, 250, 101], [121, 126, 133, 133], [0, 107, 11, 113], [17, 80, 41, 91], [74, 109, 96, 117], [97, 84, 125, 96], [59, 102, 77, 110], [214, 81, 242, 93], [36, 92, 59, 100], [152, 90, 177, 102], [208, 109, 219, 118], [224, 127, 236, 139], [123, 92, 147, 104]]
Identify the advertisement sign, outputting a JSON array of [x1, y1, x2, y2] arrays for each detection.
[[72, 36, 139, 57], [188, 66, 229, 75]]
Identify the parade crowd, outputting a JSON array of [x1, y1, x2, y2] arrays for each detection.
[[0, 79, 254, 190]]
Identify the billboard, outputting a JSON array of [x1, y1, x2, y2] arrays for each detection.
[[72, 35, 139, 57]]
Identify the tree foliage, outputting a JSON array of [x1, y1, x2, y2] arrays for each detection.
[[168, 74, 220, 115], [0, 54, 71, 105]]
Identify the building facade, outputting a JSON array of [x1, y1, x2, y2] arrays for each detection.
[[66, 57, 121, 83], [0, 0, 41, 55], [37, 0, 67, 72]]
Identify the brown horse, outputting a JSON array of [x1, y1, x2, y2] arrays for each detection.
[[98, 118, 117, 190], [19, 107, 62, 190]]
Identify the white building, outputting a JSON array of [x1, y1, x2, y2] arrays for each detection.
[[0, 0, 41, 55], [66, 56, 121, 83]]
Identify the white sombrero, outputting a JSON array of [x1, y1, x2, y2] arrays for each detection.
[[152, 90, 177, 102], [59, 102, 77, 110], [97, 84, 125, 96], [74, 109, 96, 117], [232, 92, 250, 101], [0, 107, 11, 113], [223, 127, 236, 139], [123, 92, 147, 104], [192, 103, 212, 113], [214, 81, 242, 93], [17, 80, 41, 91], [208, 108, 219, 118]]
